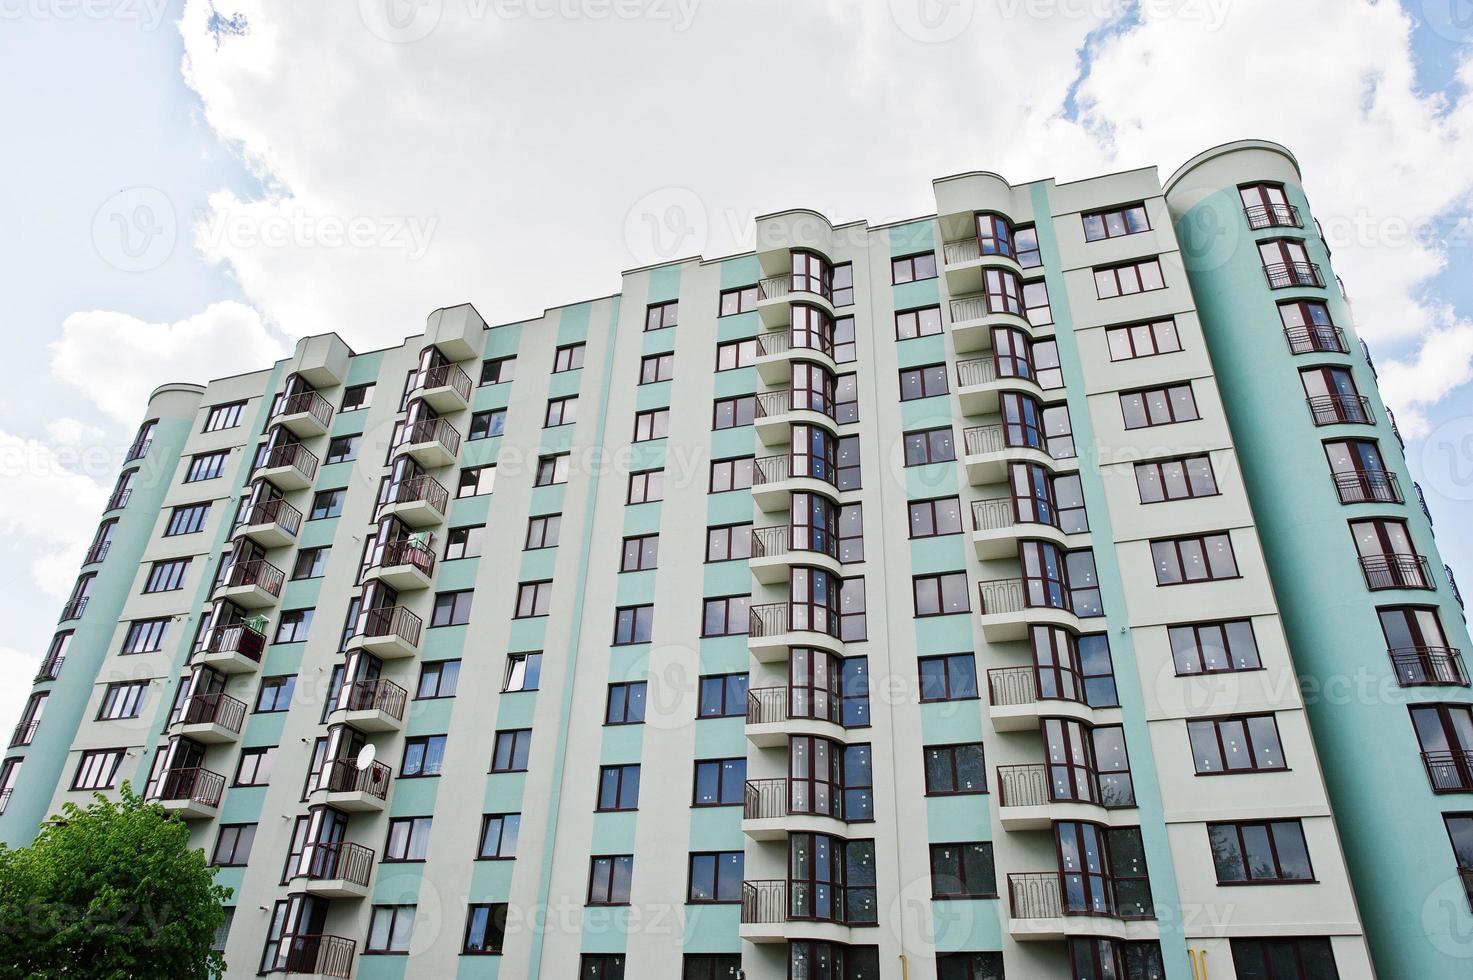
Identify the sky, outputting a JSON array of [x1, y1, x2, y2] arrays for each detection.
[[3, 0, 1473, 731]]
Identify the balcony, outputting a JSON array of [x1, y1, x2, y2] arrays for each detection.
[[394, 417, 462, 468], [1307, 394, 1372, 427], [83, 540, 111, 565], [985, 666, 1115, 732], [300, 841, 375, 900], [754, 389, 839, 447], [976, 578, 1080, 642], [1422, 750, 1473, 794], [9, 721, 38, 748], [1449, 564, 1466, 611], [955, 355, 1041, 415], [344, 605, 423, 660], [124, 434, 152, 462], [962, 424, 1064, 485], [1263, 261, 1323, 289], [333, 678, 408, 733], [213, 558, 286, 609], [313, 759, 392, 812], [756, 275, 834, 328], [1332, 470, 1401, 505], [745, 687, 848, 749], [754, 329, 838, 384], [34, 653, 64, 682], [256, 442, 320, 491], [941, 237, 1023, 296], [104, 488, 132, 512], [173, 693, 247, 743], [272, 390, 334, 439], [750, 524, 842, 584], [378, 475, 450, 528], [995, 764, 1136, 831], [234, 497, 304, 549], [1243, 203, 1302, 230], [947, 294, 1033, 354], [196, 623, 267, 673], [1390, 647, 1468, 687], [742, 778, 792, 840], [740, 878, 872, 944], [1284, 324, 1347, 355], [1359, 553, 1434, 591], [751, 454, 839, 513], [149, 767, 224, 820], [276, 934, 356, 979], [749, 602, 843, 663], [1417, 482, 1434, 525], [408, 361, 473, 414], [59, 596, 88, 622], [1007, 872, 1156, 942], [363, 540, 436, 591], [971, 498, 1073, 560]]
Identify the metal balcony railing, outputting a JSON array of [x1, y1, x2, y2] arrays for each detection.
[[1283, 324, 1347, 354], [397, 417, 463, 458], [1243, 203, 1302, 230], [956, 356, 998, 389], [950, 295, 988, 323], [124, 435, 152, 462], [1415, 482, 1434, 525], [742, 879, 788, 925], [371, 540, 437, 579], [84, 540, 111, 565], [258, 442, 320, 484], [357, 605, 423, 647], [410, 361, 473, 403], [320, 759, 392, 800], [755, 389, 791, 419], [1306, 393, 1371, 426], [1448, 564, 1466, 611], [743, 778, 789, 821], [996, 765, 1051, 808], [752, 454, 790, 486], [943, 238, 982, 264], [746, 687, 788, 726], [59, 596, 89, 622], [278, 935, 355, 979], [340, 677, 408, 721], [1422, 750, 1473, 793], [104, 488, 132, 511], [748, 602, 840, 640], [381, 475, 449, 518], [273, 390, 334, 430], [219, 558, 286, 598], [756, 331, 790, 358], [151, 767, 225, 808], [199, 623, 267, 661], [34, 654, 64, 682], [179, 693, 248, 734], [301, 841, 375, 887], [1332, 470, 1401, 504], [1389, 647, 1468, 687], [237, 496, 304, 537], [977, 578, 1027, 616], [1262, 261, 1323, 289], [986, 666, 1038, 707], [9, 721, 39, 748], [750, 525, 788, 560], [963, 423, 1005, 457], [1359, 554, 1433, 591]]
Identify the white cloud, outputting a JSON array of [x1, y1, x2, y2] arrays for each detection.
[[0, 428, 109, 597]]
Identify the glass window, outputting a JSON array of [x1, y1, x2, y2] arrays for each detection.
[[1188, 715, 1287, 773]]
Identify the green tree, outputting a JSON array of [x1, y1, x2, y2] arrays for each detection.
[[0, 783, 231, 979]]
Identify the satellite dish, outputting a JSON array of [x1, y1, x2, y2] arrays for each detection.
[[355, 744, 376, 771]]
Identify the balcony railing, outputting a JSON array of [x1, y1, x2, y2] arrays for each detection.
[[1262, 261, 1323, 289], [1388, 407, 1406, 448], [757, 275, 791, 301], [59, 596, 88, 621], [200, 623, 266, 661], [34, 654, 64, 682], [410, 361, 473, 403], [104, 488, 132, 511], [963, 423, 1005, 457], [9, 721, 39, 747], [151, 767, 225, 808], [997, 764, 1051, 808], [746, 687, 788, 726], [756, 331, 790, 358], [1332, 470, 1402, 505], [397, 417, 463, 458], [301, 840, 375, 888], [124, 435, 152, 462], [744, 778, 789, 821], [1448, 564, 1466, 611], [752, 454, 790, 486], [219, 558, 286, 598], [1359, 553, 1433, 591], [1362, 338, 1377, 375], [742, 879, 788, 925], [1422, 750, 1473, 793], [274, 390, 334, 430], [381, 475, 450, 518], [956, 356, 998, 388], [749, 602, 840, 640], [943, 238, 982, 265], [179, 693, 248, 734], [1389, 647, 1468, 687], [1306, 393, 1371, 426], [1283, 324, 1347, 355], [279, 935, 355, 979], [755, 389, 792, 419], [1416, 482, 1434, 525], [950, 295, 988, 323], [987, 667, 1038, 707], [320, 759, 392, 800], [258, 442, 320, 484], [237, 497, 304, 537], [358, 604, 423, 647], [977, 578, 1027, 616], [751, 524, 789, 560], [340, 677, 408, 721], [1243, 203, 1302, 230], [372, 540, 437, 579]]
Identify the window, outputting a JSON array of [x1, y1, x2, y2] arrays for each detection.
[[900, 363, 948, 401], [445, 524, 486, 560], [698, 673, 749, 718], [120, 617, 169, 654], [840, 576, 867, 641], [1013, 225, 1041, 267], [1301, 366, 1368, 425], [598, 764, 641, 811], [903, 427, 955, 466], [1151, 532, 1238, 584], [693, 758, 745, 806], [1106, 318, 1182, 361], [401, 735, 446, 777], [1188, 715, 1286, 774], [709, 456, 753, 493], [469, 409, 506, 440], [416, 660, 460, 699], [1381, 607, 1461, 686], [458, 465, 496, 497], [1228, 938, 1339, 980], [97, 682, 147, 720], [432, 589, 475, 626], [719, 284, 758, 316], [274, 609, 313, 644], [462, 904, 507, 954], [606, 682, 648, 725], [380, 816, 433, 863], [909, 497, 963, 539], [613, 604, 654, 644], [646, 300, 678, 331], [1413, 704, 1473, 791], [620, 534, 658, 572], [491, 729, 531, 772], [837, 503, 863, 563], [936, 952, 1006, 980], [890, 250, 938, 284], [291, 546, 329, 580], [234, 746, 275, 786], [544, 395, 578, 428], [341, 383, 374, 411], [535, 453, 570, 486], [895, 305, 943, 340], [366, 906, 415, 953], [308, 488, 345, 519], [164, 503, 211, 536], [202, 401, 245, 432], [834, 315, 857, 362], [1170, 620, 1262, 675], [712, 395, 755, 430], [702, 595, 751, 637], [1094, 258, 1165, 298], [184, 451, 228, 484], [525, 513, 561, 549], [1121, 384, 1198, 429], [513, 581, 551, 619], [715, 339, 755, 371], [480, 356, 515, 385], [255, 676, 295, 713], [553, 343, 586, 372], [211, 824, 256, 866], [143, 558, 190, 593], [625, 468, 664, 504], [930, 842, 996, 898], [834, 373, 858, 424], [1068, 940, 1165, 980], [688, 851, 744, 903], [1135, 454, 1217, 503], [323, 433, 359, 465], [924, 742, 986, 795], [1083, 203, 1150, 241], [914, 572, 970, 617], [1279, 299, 1343, 353], [684, 954, 742, 980], [919, 654, 979, 702], [1350, 517, 1429, 590], [72, 749, 124, 790], [1024, 280, 1053, 326], [1209, 820, 1314, 884], [705, 523, 752, 562], [478, 813, 521, 859], [588, 855, 634, 905], [638, 352, 675, 384], [1260, 238, 1319, 287], [504, 652, 542, 692]]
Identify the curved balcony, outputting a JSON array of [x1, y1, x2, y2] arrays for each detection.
[[234, 496, 304, 549], [749, 601, 843, 663], [378, 475, 450, 528], [9, 721, 38, 747], [332, 677, 408, 733], [172, 693, 247, 744], [196, 623, 266, 673], [745, 687, 849, 748], [1007, 872, 1158, 942], [83, 539, 111, 565], [344, 605, 423, 660], [256, 442, 320, 491], [985, 667, 1120, 732], [995, 764, 1136, 831], [948, 294, 1035, 354], [276, 934, 355, 978], [751, 454, 841, 513], [971, 498, 1079, 560], [740, 778, 862, 844], [59, 596, 89, 622], [363, 540, 436, 591], [124, 434, 152, 462], [1389, 646, 1467, 687], [754, 389, 840, 448], [941, 237, 1024, 295], [299, 841, 375, 900], [1359, 553, 1433, 592], [213, 558, 285, 609], [313, 759, 392, 812], [754, 328, 838, 385], [1263, 261, 1323, 290], [272, 390, 334, 439], [750, 524, 843, 584], [740, 878, 871, 945], [1284, 323, 1347, 355], [963, 424, 1071, 486], [104, 487, 132, 512], [394, 417, 462, 468], [149, 767, 224, 820], [1244, 203, 1301, 230], [756, 275, 836, 327], [976, 578, 1081, 642], [34, 653, 64, 683], [408, 361, 473, 414], [1333, 469, 1401, 505], [1307, 394, 1372, 427], [955, 356, 1051, 416]]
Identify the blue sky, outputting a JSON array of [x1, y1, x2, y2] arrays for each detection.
[[3, 0, 1473, 729]]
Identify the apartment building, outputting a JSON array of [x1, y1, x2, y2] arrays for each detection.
[[1, 139, 1460, 979]]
